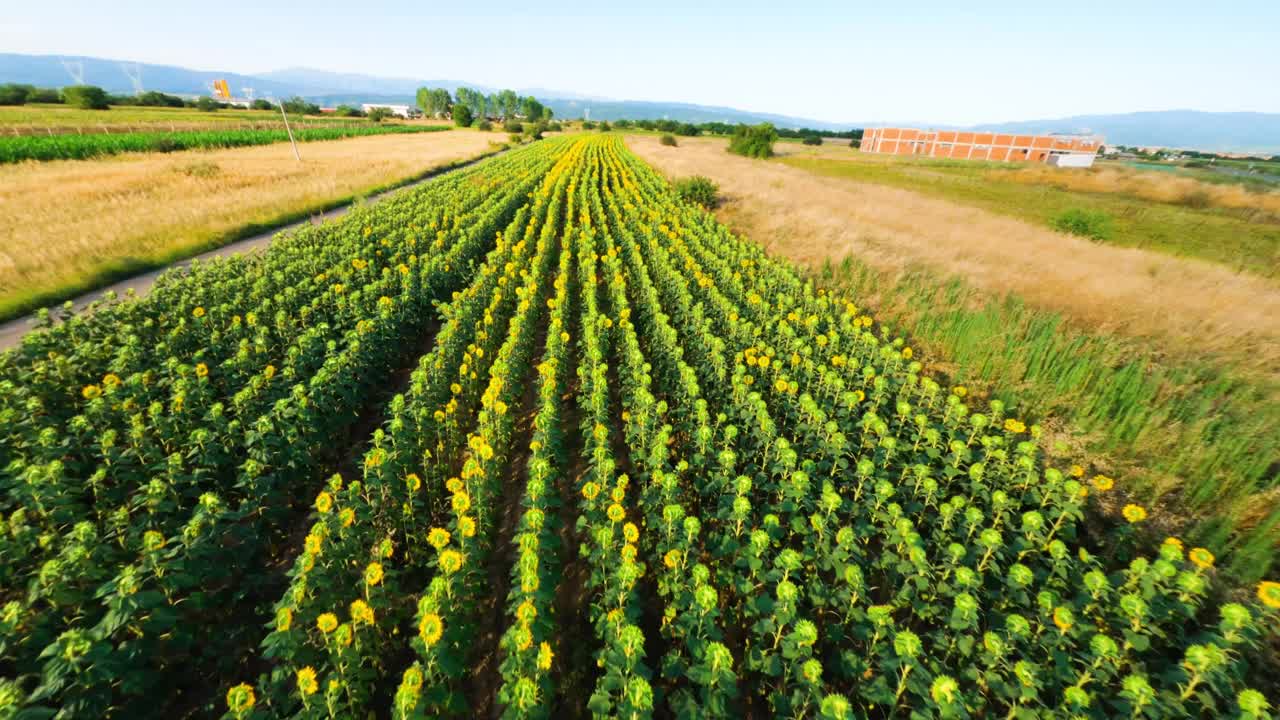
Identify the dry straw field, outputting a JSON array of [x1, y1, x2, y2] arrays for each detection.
[[0, 130, 498, 320]]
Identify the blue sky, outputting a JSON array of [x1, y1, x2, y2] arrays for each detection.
[[3, 0, 1276, 125]]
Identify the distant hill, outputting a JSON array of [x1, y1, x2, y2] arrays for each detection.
[[971, 111, 1280, 154], [3, 54, 1276, 151]]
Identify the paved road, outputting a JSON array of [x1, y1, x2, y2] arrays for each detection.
[[0, 152, 498, 352]]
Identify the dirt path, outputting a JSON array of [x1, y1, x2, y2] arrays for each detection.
[[0, 147, 503, 352], [628, 134, 1280, 375]]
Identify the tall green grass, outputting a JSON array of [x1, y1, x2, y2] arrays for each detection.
[[0, 124, 448, 163], [818, 255, 1280, 582]]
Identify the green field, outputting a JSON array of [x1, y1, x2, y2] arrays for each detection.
[[780, 154, 1280, 279], [0, 123, 448, 163], [2, 134, 1274, 719], [0, 102, 364, 129]]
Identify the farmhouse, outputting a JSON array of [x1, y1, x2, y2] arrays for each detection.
[[862, 127, 1103, 166]]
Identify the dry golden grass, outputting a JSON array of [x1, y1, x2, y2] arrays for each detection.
[[628, 134, 1280, 374], [1005, 163, 1280, 217], [0, 130, 498, 318]]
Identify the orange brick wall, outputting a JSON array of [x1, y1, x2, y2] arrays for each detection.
[[861, 127, 1101, 163]]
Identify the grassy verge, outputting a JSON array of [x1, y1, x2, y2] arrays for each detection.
[[0, 132, 503, 323], [815, 254, 1280, 582], [781, 154, 1280, 279]]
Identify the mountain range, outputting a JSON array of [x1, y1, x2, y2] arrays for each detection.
[[3, 53, 1277, 153]]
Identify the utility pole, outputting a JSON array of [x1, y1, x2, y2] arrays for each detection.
[[278, 100, 301, 162]]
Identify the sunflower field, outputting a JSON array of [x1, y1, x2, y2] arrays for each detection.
[[0, 135, 1276, 719]]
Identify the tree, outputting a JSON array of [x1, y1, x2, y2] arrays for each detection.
[[453, 104, 474, 127], [416, 87, 453, 117], [727, 123, 778, 159], [251, 99, 275, 111], [334, 104, 365, 117], [366, 107, 393, 122], [62, 85, 110, 110], [497, 89, 519, 119], [520, 96, 545, 122], [0, 83, 35, 105], [282, 96, 321, 115], [194, 96, 220, 112]]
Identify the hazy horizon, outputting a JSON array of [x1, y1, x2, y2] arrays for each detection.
[[3, 0, 1277, 126]]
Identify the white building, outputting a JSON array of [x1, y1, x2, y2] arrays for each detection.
[[361, 103, 418, 118]]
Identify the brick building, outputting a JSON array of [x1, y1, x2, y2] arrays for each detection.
[[861, 128, 1103, 166]]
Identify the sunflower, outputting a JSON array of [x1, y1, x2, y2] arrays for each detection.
[[1004, 419, 1026, 434], [344, 600, 372, 630], [419, 613, 444, 646], [1052, 606, 1074, 632], [582, 482, 601, 502], [452, 491, 472, 515], [82, 384, 102, 400], [1122, 504, 1147, 523], [664, 549, 681, 569], [1258, 581, 1280, 610], [459, 516, 476, 538], [315, 492, 333, 514], [623, 523, 639, 543], [1189, 548, 1215, 570], [439, 550, 464, 575], [365, 562, 384, 587], [537, 642, 554, 670], [192, 306, 206, 319], [275, 607, 292, 632], [226, 683, 255, 714], [607, 503, 625, 523], [296, 666, 319, 696], [405, 474, 422, 493], [1091, 475, 1115, 492], [427, 527, 451, 550], [316, 613, 339, 634]]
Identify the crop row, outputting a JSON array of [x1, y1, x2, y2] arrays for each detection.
[[0, 123, 448, 163]]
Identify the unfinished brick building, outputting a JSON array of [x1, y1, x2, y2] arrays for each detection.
[[861, 127, 1103, 166]]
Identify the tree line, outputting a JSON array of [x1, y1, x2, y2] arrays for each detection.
[[415, 87, 552, 125]]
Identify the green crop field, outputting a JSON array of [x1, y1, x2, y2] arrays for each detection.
[[0, 135, 1275, 720], [0, 123, 448, 163]]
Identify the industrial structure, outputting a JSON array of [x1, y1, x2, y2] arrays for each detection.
[[861, 127, 1103, 167]]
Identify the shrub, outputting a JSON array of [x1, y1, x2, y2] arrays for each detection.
[[0, 83, 35, 105], [194, 96, 220, 112], [179, 161, 221, 179], [1050, 208, 1114, 241], [251, 99, 275, 111], [453, 105, 474, 127], [27, 88, 61, 104], [334, 105, 364, 118], [148, 137, 182, 153], [674, 176, 719, 209], [659, 134, 678, 147], [802, 134, 823, 146], [1177, 188, 1213, 209], [503, 121, 523, 134], [598, 121, 612, 132], [509, 133, 523, 144], [134, 91, 185, 108], [582, 120, 596, 130], [728, 123, 777, 159], [366, 107, 393, 123], [476, 119, 493, 131], [545, 122, 562, 132], [61, 85, 110, 110]]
